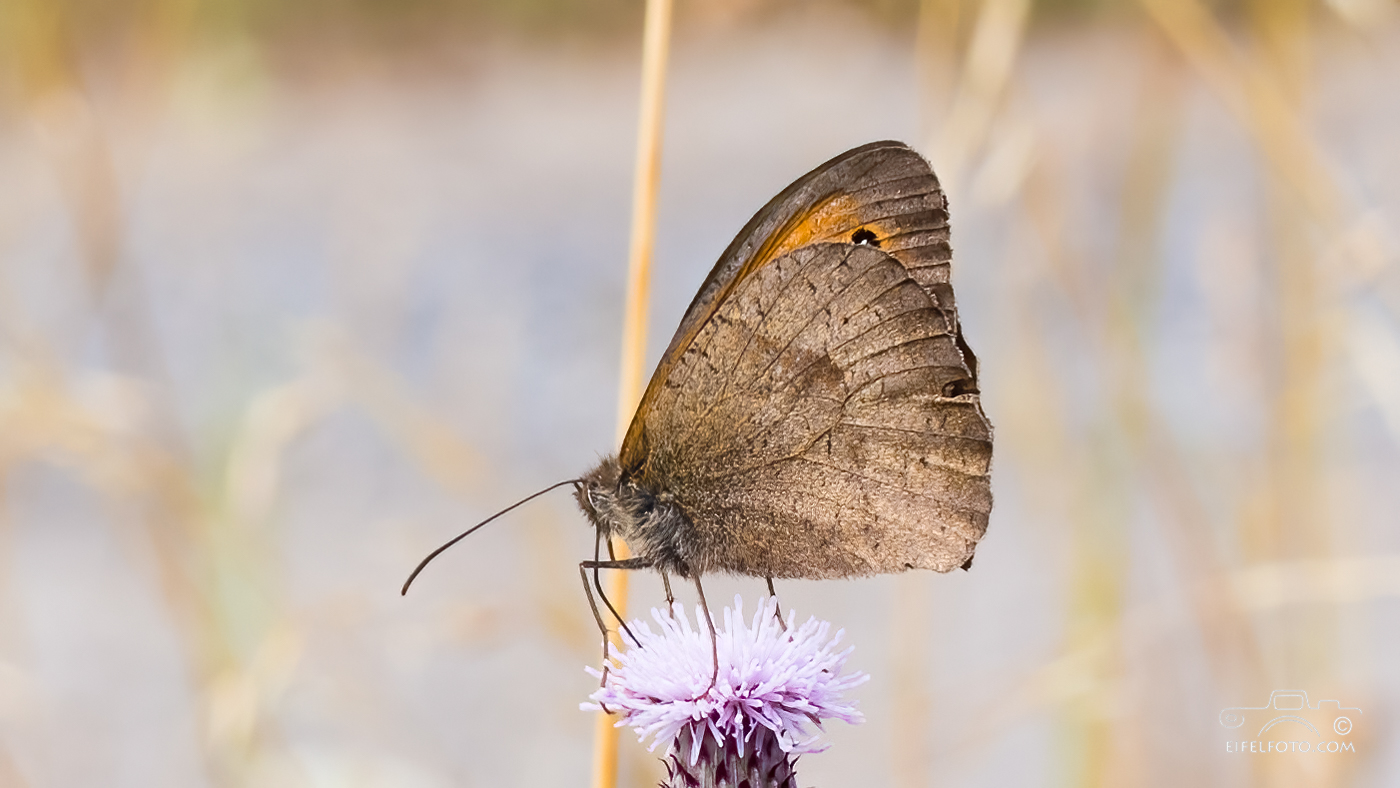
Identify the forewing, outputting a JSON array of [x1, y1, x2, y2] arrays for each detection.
[[639, 242, 991, 578], [621, 141, 966, 473]]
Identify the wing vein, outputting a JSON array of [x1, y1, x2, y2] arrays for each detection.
[[669, 245, 864, 446]]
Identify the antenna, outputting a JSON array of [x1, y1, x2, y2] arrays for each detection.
[[401, 479, 582, 595]]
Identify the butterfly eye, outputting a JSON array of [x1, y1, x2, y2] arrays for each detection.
[[851, 228, 880, 247]]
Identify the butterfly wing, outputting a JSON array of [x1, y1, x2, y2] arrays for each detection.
[[620, 141, 975, 472], [622, 142, 991, 578]]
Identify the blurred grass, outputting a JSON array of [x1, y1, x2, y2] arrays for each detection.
[[592, 0, 672, 784], [0, 0, 1397, 786], [0, 0, 1322, 56]]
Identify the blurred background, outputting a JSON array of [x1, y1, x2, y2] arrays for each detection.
[[1, 0, 1398, 786]]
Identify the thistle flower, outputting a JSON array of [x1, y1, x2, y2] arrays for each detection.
[[583, 596, 868, 787]]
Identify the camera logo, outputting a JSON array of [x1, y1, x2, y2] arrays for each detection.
[[1220, 690, 1361, 741]]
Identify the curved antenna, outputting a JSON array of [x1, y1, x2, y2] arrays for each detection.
[[401, 479, 582, 595]]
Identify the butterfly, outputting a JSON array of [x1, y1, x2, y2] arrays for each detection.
[[405, 140, 992, 685]]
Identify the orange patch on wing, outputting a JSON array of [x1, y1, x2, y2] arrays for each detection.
[[621, 192, 873, 472], [739, 193, 861, 281]]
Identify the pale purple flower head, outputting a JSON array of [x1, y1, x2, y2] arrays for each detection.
[[583, 595, 867, 769]]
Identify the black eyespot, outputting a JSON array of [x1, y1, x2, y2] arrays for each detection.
[[851, 228, 880, 247]]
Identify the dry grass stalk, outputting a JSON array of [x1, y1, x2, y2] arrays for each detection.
[[593, 1, 673, 787]]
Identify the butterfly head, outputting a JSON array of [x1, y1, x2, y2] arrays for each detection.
[[575, 454, 635, 541]]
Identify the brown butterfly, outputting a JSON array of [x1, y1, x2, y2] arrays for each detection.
[[405, 140, 992, 683]]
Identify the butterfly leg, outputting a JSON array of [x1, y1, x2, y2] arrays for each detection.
[[660, 569, 676, 618], [580, 532, 652, 692], [581, 556, 653, 688], [584, 556, 651, 646], [691, 575, 720, 699], [578, 561, 612, 699], [580, 531, 613, 694], [599, 535, 652, 632], [765, 576, 787, 631]]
